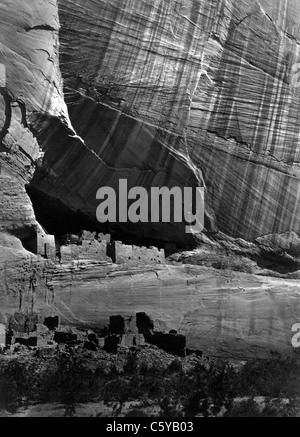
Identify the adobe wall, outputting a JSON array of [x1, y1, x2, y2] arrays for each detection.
[[37, 233, 56, 262], [60, 240, 109, 263], [108, 241, 165, 265], [98, 233, 111, 243], [58, 232, 164, 265], [108, 241, 133, 264], [128, 243, 165, 265], [120, 333, 145, 347], [81, 231, 96, 241]]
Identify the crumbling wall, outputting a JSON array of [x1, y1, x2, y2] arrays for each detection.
[[105, 315, 146, 351], [5, 319, 54, 349], [60, 240, 109, 263], [81, 231, 96, 242], [104, 313, 184, 355], [37, 233, 56, 262], [24, 228, 56, 261], [148, 246, 165, 264], [98, 233, 111, 243], [136, 312, 186, 356], [120, 333, 145, 347], [2, 311, 185, 356], [60, 245, 72, 262], [8, 312, 38, 333], [108, 241, 165, 265], [50, 230, 164, 265], [108, 241, 133, 264]]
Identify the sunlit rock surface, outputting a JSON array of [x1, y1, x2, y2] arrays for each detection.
[[0, 0, 70, 244], [0, 0, 300, 359], [1, 0, 300, 245], [29, 0, 300, 244], [1, 261, 300, 359]]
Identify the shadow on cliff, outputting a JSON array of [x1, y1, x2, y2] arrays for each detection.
[[26, 110, 216, 250]]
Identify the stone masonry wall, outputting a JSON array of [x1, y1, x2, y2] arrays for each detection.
[[60, 240, 109, 263], [108, 241, 165, 265]]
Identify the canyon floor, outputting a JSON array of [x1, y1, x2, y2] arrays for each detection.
[[0, 342, 300, 417]]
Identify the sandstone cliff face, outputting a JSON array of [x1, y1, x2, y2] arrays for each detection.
[[28, 0, 300, 245], [0, 0, 70, 245], [1, 0, 300, 359], [1, 0, 300, 246], [1, 260, 300, 360]]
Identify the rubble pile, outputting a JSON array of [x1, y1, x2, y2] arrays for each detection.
[[0, 312, 187, 358]]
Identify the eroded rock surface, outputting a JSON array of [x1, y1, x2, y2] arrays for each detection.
[[0, 0, 70, 251], [0, 0, 300, 360], [29, 0, 300, 245], [1, 0, 300, 246], [1, 261, 300, 359]]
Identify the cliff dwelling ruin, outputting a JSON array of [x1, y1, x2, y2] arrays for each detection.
[[23, 228, 166, 266]]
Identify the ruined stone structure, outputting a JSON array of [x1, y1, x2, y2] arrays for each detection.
[[120, 333, 145, 348], [136, 312, 186, 356], [59, 231, 165, 265], [2, 0, 300, 363], [8, 312, 38, 334], [98, 233, 111, 243], [81, 231, 95, 241], [37, 232, 56, 262], [25, 227, 56, 262], [108, 241, 165, 265], [107, 242, 132, 264], [58, 232, 166, 266], [3, 313, 57, 349], [60, 240, 109, 263], [58, 230, 111, 263], [104, 315, 147, 352], [7, 323, 54, 349], [105, 312, 186, 355]]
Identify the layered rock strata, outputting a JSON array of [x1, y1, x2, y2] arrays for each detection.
[[30, 0, 300, 244], [1, 260, 300, 359], [0, 0, 300, 360], [1, 0, 300, 247]]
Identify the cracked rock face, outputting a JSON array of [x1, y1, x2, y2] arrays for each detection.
[[1, 0, 300, 359], [0, 0, 69, 244], [1, 0, 300, 247], [1, 261, 300, 359], [32, 0, 300, 245]]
